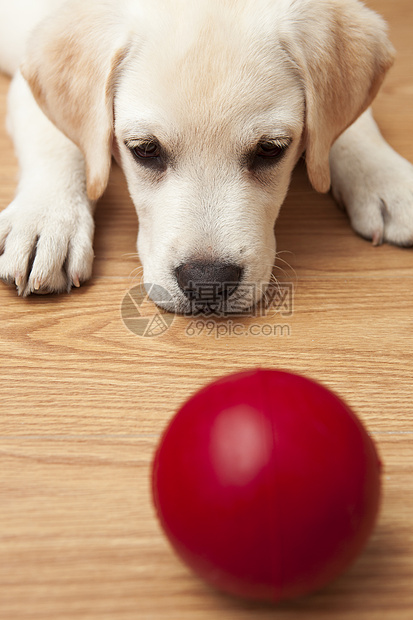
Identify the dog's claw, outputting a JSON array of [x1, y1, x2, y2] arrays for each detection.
[[15, 273, 24, 288], [72, 275, 81, 288], [372, 230, 383, 246]]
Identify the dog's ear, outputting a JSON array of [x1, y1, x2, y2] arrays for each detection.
[[281, 0, 395, 193], [21, 2, 129, 200]]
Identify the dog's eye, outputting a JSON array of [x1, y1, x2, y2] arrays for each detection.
[[126, 139, 167, 172], [256, 140, 289, 160], [131, 141, 161, 159], [248, 138, 291, 173]]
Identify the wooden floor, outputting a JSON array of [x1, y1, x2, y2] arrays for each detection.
[[0, 1, 412, 618]]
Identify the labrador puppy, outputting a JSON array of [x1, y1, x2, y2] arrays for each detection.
[[0, 0, 412, 312]]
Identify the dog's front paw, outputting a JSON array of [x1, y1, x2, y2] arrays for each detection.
[[330, 144, 413, 247], [0, 194, 95, 296]]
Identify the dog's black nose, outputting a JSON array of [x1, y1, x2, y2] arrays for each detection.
[[175, 261, 243, 302]]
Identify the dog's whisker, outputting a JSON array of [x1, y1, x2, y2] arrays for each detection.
[[128, 267, 144, 281], [274, 253, 294, 268], [271, 264, 292, 281], [273, 253, 297, 281], [122, 253, 141, 260]]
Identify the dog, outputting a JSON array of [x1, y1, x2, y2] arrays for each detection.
[[0, 0, 412, 313]]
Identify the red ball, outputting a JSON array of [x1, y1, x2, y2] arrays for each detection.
[[152, 369, 381, 603]]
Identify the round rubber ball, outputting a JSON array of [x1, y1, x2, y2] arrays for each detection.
[[152, 369, 381, 602]]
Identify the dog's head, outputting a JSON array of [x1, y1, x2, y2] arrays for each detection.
[[22, 0, 394, 313]]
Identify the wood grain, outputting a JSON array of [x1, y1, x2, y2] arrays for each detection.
[[0, 1, 412, 618]]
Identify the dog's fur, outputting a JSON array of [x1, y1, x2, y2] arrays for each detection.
[[0, 0, 412, 311]]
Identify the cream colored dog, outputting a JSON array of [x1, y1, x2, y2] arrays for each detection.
[[0, 0, 412, 312]]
